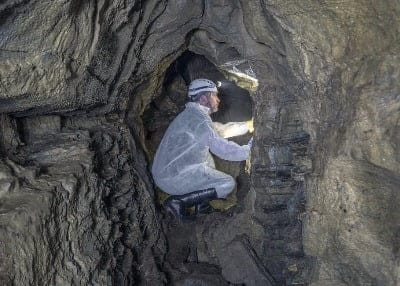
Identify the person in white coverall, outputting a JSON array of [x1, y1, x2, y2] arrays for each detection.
[[151, 78, 253, 220]]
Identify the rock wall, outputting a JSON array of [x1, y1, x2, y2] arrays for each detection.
[[0, 114, 166, 285], [0, 0, 399, 285]]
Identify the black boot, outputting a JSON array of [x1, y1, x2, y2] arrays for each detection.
[[195, 202, 214, 214], [164, 188, 217, 220], [163, 196, 187, 220]]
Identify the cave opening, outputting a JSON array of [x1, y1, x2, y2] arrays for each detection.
[[138, 50, 265, 284], [142, 50, 254, 158], [132, 31, 313, 283], [141, 51, 255, 211]]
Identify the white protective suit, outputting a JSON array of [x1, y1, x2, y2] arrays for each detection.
[[152, 102, 250, 198]]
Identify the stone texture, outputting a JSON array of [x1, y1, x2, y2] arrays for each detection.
[[218, 238, 275, 286], [0, 0, 399, 285], [0, 0, 204, 116], [0, 115, 166, 285]]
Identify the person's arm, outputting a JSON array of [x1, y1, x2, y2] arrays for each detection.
[[207, 122, 250, 161], [213, 119, 254, 138]]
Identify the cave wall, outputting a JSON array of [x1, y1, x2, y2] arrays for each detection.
[[1, 0, 399, 285], [0, 114, 166, 285]]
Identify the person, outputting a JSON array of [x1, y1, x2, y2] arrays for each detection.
[[151, 78, 253, 220]]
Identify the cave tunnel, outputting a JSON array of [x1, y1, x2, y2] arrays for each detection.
[[142, 50, 255, 214], [0, 1, 399, 286], [142, 51, 253, 159], [135, 46, 309, 285]]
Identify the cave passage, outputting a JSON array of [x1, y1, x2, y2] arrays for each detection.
[[142, 51, 254, 210], [142, 51, 254, 158], [1, 0, 398, 285], [138, 46, 314, 284]]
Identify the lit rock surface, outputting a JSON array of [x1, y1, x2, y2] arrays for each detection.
[[1, 0, 399, 285]]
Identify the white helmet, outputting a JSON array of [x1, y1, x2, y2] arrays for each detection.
[[188, 79, 218, 98]]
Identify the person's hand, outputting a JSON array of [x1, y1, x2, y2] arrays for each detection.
[[247, 137, 253, 147], [246, 119, 254, 133]]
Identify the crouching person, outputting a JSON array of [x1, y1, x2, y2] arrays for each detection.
[[151, 79, 253, 220]]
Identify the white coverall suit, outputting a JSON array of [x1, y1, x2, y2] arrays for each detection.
[[152, 102, 250, 198]]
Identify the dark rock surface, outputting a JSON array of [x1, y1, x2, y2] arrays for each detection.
[[1, 0, 399, 285], [0, 115, 166, 285]]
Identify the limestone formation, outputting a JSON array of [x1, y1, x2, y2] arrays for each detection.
[[0, 0, 399, 285]]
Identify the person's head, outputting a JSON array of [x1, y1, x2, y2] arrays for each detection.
[[188, 79, 220, 113]]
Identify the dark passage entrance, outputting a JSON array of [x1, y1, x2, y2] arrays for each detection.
[[139, 48, 313, 285], [142, 51, 253, 158], [141, 51, 261, 285]]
